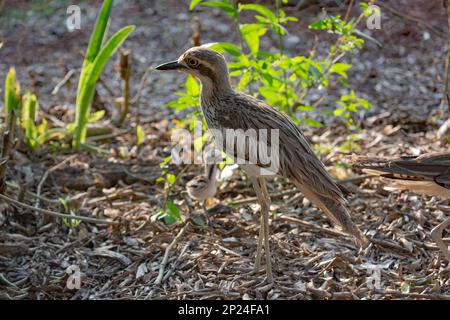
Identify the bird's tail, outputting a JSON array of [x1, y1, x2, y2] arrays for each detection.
[[294, 182, 369, 247], [352, 154, 450, 198], [352, 154, 449, 181]]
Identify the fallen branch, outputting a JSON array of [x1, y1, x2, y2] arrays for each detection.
[[278, 215, 414, 254], [278, 215, 348, 238], [230, 189, 298, 205], [154, 221, 191, 285], [0, 193, 118, 225]]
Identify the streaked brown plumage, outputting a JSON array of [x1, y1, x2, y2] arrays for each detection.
[[353, 152, 450, 261], [353, 152, 450, 198], [157, 46, 367, 282]]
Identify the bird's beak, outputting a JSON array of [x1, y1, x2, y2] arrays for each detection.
[[155, 61, 186, 71]]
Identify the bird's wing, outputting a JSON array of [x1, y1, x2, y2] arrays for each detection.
[[212, 93, 344, 203]]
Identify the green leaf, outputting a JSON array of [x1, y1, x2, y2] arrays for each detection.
[[73, 24, 135, 149], [400, 282, 410, 294], [185, 74, 200, 96], [88, 110, 105, 123], [240, 23, 267, 55], [238, 70, 252, 90], [239, 4, 277, 23], [84, 0, 113, 63], [330, 63, 351, 78], [334, 108, 343, 116], [86, 25, 135, 89], [298, 105, 313, 112], [136, 125, 145, 145], [165, 201, 181, 221], [78, 0, 113, 98], [309, 20, 326, 30], [210, 42, 242, 57], [200, 1, 236, 18], [4, 67, 21, 124], [166, 173, 177, 185], [304, 118, 323, 128], [189, 0, 203, 10], [21, 92, 39, 150], [193, 217, 205, 226]]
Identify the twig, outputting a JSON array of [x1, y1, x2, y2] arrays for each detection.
[[0, 193, 118, 225], [130, 65, 153, 126], [278, 215, 413, 254], [154, 222, 191, 285], [162, 241, 191, 282], [430, 217, 450, 262], [344, 0, 355, 22], [36, 154, 77, 208], [278, 215, 349, 238], [6, 181, 57, 203], [51, 69, 76, 95], [229, 189, 298, 205]]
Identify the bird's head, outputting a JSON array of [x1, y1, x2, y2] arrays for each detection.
[[156, 46, 231, 92]]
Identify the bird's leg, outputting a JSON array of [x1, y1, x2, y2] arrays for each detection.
[[250, 177, 265, 273], [430, 217, 450, 262], [202, 200, 210, 225], [258, 177, 273, 283]]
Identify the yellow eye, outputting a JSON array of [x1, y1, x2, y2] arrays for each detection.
[[186, 58, 199, 68]]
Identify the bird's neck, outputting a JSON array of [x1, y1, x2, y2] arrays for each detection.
[[199, 74, 233, 102]]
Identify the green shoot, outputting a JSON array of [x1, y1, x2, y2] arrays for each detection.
[[4, 67, 21, 125], [72, 0, 135, 149], [21, 92, 39, 150]]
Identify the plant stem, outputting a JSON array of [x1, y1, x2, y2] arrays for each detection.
[[232, 0, 253, 95], [232, 0, 245, 54], [275, 0, 291, 114], [0, 109, 16, 194]]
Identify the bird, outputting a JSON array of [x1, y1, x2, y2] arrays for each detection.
[[186, 149, 220, 212], [156, 46, 368, 283], [353, 152, 450, 261]]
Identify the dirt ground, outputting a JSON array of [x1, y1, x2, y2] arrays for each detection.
[[0, 0, 449, 300]]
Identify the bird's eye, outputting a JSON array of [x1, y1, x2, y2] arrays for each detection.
[[186, 58, 199, 68]]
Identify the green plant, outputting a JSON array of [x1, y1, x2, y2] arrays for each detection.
[[59, 197, 82, 228], [72, 0, 135, 149], [136, 125, 145, 146], [21, 92, 39, 150], [173, 0, 371, 134], [4, 68, 21, 125], [4, 68, 62, 151], [153, 156, 184, 224]]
